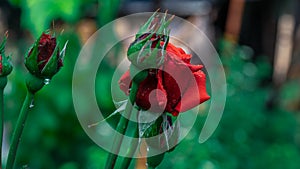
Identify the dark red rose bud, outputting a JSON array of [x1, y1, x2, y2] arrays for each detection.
[[127, 12, 173, 69], [0, 35, 13, 77], [25, 31, 67, 79]]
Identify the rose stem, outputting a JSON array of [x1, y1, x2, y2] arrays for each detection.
[[0, 90, 3, 169], [0, 76, 8, 169], [0, 88, 4, 168], [119, 111, 140, 169], [105, 81, 139, 169], [6, 91, 34, 169]]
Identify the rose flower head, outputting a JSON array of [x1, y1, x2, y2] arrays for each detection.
[[25, 31, 67, 79], [127, 11, 174, 69], [120, 13, 210, 116], [0, 33, 13, 77]]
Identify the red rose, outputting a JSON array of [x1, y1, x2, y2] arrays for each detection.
[[119, 43, 210, 116], [25, 32, 66, 79]]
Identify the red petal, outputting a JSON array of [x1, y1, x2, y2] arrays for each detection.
[[156, 70, 168, 108], [118, 71, 131, 95], [38, 34, 57, 70], [39, 33, 52, 45], [135, 74, 158, 110], [174, 70, 210, 113], [188, 64, 203, 72], [161, 56, 193, 113], [166, 43, 191, 63]]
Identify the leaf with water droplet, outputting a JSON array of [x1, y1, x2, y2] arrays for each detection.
[[29, 99, 35, 108], [44, 78, 50, 85]]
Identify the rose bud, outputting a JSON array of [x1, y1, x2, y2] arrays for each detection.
[[25, 31, 67, 79], [0, 35, 13, 78], [127, 12, 173, 69], [144, 115, 179, 150]]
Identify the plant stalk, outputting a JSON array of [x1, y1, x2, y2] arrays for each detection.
[[0, 89, 4, 169], [0, 76, 8, 169], [105, 82, 139, 169], [120, 113, 140, 169], [6, 91, 34, 169]]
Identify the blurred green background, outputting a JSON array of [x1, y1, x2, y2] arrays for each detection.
[[1, 0, 300, 168]]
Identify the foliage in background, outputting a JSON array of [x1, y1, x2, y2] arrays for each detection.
[[8, 0, 97, 37], [3, 0, 300, 168]]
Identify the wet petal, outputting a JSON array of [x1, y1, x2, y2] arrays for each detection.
[[118, 70, 131, 95], [135, 75, 158, 110], [174, 70, 210, 113], [166, 43, 191, 63], [161, 57, 191, 113]]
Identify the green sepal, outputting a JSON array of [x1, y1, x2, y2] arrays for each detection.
[[147, 151, 165, 169], [128, 11, 173, 69], [129, 64, 148, 84], [24, 37, 40, 76], [143, 114, 179, 152], [149, 37, 163, 65], [143, 116, 163, 138], [41, 40, 67, 79], [0, 76, 7, 89], [144, 115, 166, 168], [155, 13, 173, 35], [127, 33, 154, 59], [159, 29, 170, 63], [128, 32, 167, 69], [0, 35, 7, 53], [136, 11, 158, 38], [41, 42, 60, 78], [166, 114, 178, 153], [0, 35, 13, 77], [25, 73, 44, 94], [0, 57, 13, 77], [59, 40, 68, 62]]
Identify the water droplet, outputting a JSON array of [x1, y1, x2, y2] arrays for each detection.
[[29, 99, 34, 108], [44, 79, 50, 85], [22, 164, 29, 169]]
